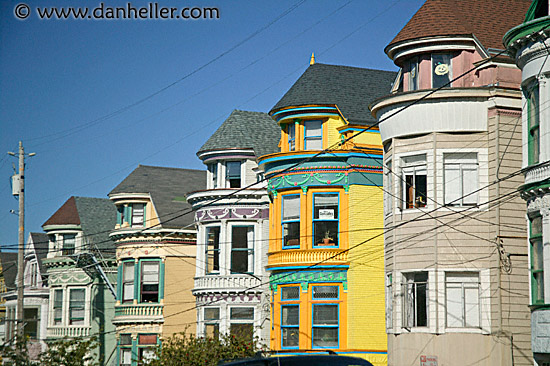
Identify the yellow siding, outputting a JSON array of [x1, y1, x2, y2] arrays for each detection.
[[326, 116, 345, 148], [353, 131, 382, 146], [347, 184, 387, 365]]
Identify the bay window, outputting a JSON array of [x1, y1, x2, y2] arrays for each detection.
[[281, 305, 299, 348], [24, 308, 38, 339], [231, 226, 254, 273], [204, 307, 220, 339], [445, 273, 480, 328], [432, 53, 452, 88], [119, 334, 133, 366], [53, 288, 63, 325], [531, 215, 544, 304], [141, 261, 160, 303], [230, 307, 254, 342], [131, 203, 145, 227], [288, 123, 296, 151], [206, 227, 221, 274], [282, 195, 300, 248], [62, 234, 76, 256], [138, 334, 157, 363], [403, 272, 428, 328], [313, 193, 339, 247], [312, 286, 339, 348], [444, 153, 478, 206], [401, 155, 427, 209], [208, 163, 218, 188], [409, 57, 419, 91], [69, 288, 85, 325], [304, 120, 323, 150], [528, 84, 540, 165]]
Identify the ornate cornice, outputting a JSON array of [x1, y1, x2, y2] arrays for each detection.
[[195, 207, 268, 222]]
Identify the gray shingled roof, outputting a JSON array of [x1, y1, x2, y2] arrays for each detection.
[[271, 63, 398, 125], [29, 232, 49, 275], [109, 165, 206, 229], [73, 197, 117, 257], [0, 252, 18, 290], [197, 110, 280, 158]]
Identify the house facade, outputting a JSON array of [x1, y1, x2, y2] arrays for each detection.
[[42, 196, 117, 365], [370, 0, 532, 365], [187, 110, 279, 345], [258, 62, 396, 365], [109, 165, 205, 366], [505, 1, 550, 364]]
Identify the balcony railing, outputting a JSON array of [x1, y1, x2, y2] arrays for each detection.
[[268, 249, 348, 267], [194, 275, 262, 293], [525, 163, 550, 186], [113, 303, 164, 323], [48, 326, 90, 338]]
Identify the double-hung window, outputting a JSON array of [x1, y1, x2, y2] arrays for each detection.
[[119, 334, 133, 366], [208, 163, 218, 188], [30, 261, 38, 287], [281, 286, 300, 348], [53, 289, 63, 325], [445, 273, 480, 328], [24, 308, 39, 339], [117, 205, 125, 225], [69, 288, 85, 325], [204, 308, 220, 339], [230, 307, 254, 342], [313, 193, 339, 247], [226, 161, 242, 188], [402, 272, 428, 328], [62, 234, 76, 256], [304, 120, 322, 150], [138, 334, 157, 363], [409, 57, 419, 91], [288, 123, 296, 151], [432, 53, 452, 88], [230, 226, 254, 274], [531, 215, 544, 304], [444, 153, 478, 206], [140, 261, 159, 303], [122, 261, 135, 303], [401, 155, 427, 209], [282, 195, 300, 248], [528, 84, 540, 165], [385, 161, 393, 214], [312, 286, 339, 348], [131, 203, 145, 227], [206, 227, 221, 274]]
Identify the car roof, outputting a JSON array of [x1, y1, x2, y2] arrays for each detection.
[[220, 354, 374, 366]]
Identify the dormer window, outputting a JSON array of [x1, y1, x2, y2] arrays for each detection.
[[226, 161, 242, 188], [304, 120, 322, 150], [288, 123, 296, 151], [409, 57, 419, 91], [432, 54, 452, 88], [131, 203, 145, 227], [208, 163, 218, 188], [62, 234, 76, 256]]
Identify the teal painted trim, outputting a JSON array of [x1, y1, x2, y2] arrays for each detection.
[[272, 106, 338, 117], [261, 152, 383, 165], [268, 265, 349, 271], [504, 16, 550, 46], [159, 260, 165, 300], [116, 207, 122, 225], [117, 264, 123, 301], [267, 170, 382, 193], [134, 260, 139, 301], [339, 127, 380, 134], [269, 270, 348, 291], [132, 338, 138, 366], [276, 112, 339, 123], [142, 204, 146, 228]]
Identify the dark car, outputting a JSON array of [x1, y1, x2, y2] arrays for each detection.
[[219, 354, 374, 366]]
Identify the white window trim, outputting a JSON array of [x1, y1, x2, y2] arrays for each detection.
[[397, 150, 432, 212], [67, 286, 90, 326], [385, 160, 393, 216], [435, 148, 489, 211]]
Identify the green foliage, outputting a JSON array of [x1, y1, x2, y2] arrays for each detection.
[[0, 337, 37, 366], [142, 332, 265, 366]]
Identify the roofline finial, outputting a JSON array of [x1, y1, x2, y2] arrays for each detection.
[[310, 52, 315, 65]]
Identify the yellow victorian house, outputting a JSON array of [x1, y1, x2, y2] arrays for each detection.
[[258, 61, 396, 366]]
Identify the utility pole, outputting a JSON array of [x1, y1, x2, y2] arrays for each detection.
[[8, 141, 35, 343]]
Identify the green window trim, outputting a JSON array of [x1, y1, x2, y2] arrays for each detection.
[[117, 258, 163, 304], [527, 84, 540, 165], [530, 215, 544, 305]]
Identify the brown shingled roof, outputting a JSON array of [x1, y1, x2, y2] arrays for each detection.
[[387, 0, 531, 52], [42, 196, 80, 226]]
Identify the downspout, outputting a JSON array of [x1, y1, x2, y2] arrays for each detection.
[[433, 132, 439, 334]]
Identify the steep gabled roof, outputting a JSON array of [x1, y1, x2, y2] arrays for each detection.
[[109, 165, 206, 229], [387, 0, 531, 52], [42, 196, 80, 226], [29, 232, 49, 275], [0, 252, 18, 290], [198, 110, 280, 158], [271, 63, 397, 125]]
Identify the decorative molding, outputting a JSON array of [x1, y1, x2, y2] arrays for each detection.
[[526, 193, 550, 213], [269, 270, 347, 292], [195, 292, 262, 304], [195, 207, 268, 222]]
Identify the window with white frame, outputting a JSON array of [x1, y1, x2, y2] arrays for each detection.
[[282, 195, 300, 248], [30, 261, 38, 287], [386, 273, 393, 330], [226, 161, 242, 188], [432, 53, 452, 88], [69, 288, 85, 325], [122, 261, 135, 303], [409, 57, 419, 91], [53, 288, 63, 325], [304, 120, 323, 150], [131, 203, 145, 227], [230, 307, 254, 342], [288, 123, 296, 151], [385, 161, 393, 214], [445, 272, 480, 328], [206, 227, 221, 274], [528, 84, 540, 165], [204, 307, 220, 339], [230, 226, 254, 273], [402, 272, 428, 328], [313, 193, 339, 247], [119, 334, 133, 366], [140, 261, 160, 303], [208, 163, 218, 188], [531, 214, 544, 304], [401, 155, 427, 209], [24, 308, 39, 340], [444, 153, 478, 206], [62, 234, 76, 256]]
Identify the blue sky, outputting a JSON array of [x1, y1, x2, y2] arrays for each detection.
[[0, 0, 423, 250]]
